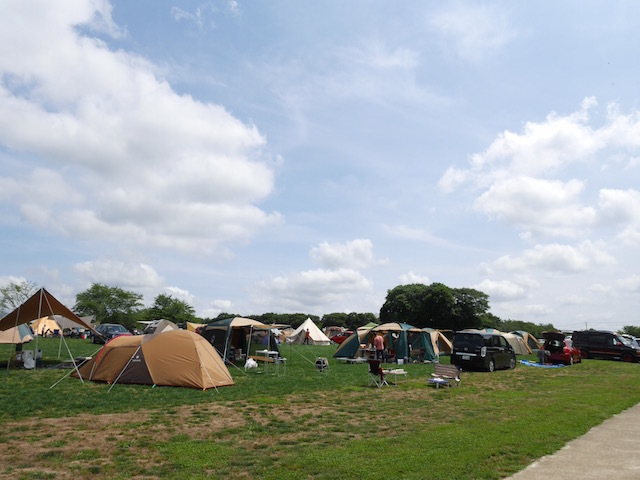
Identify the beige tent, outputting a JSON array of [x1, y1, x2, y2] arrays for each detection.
[[0, 324, 33, 344], [511, 331, 542, 350], [502, 332, 532, 355], [186, 321, 204, 332], [30, 317, 61, 336], [73, 330, 234, 390], [423, 329, 453, 356]]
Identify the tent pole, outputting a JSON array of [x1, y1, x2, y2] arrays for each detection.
[[4, 301, 24, 373], [108, 346, 142, 393], [33, 289, 44, 369]]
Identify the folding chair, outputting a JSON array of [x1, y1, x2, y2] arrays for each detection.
[[367, 359, 388, 388]]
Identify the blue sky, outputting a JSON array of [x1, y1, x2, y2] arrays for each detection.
[[2, 1, 640, 331]]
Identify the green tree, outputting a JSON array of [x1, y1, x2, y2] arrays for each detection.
[[380, 283, 490, 330], [423, 283, 456, 329], [0, 280, 38, 315], [620, 325, 640, 338], [451, 287, 489, 331], [144, 294, 197, 325], [74, 283, 144, 330], [379, 283, 431, 326]]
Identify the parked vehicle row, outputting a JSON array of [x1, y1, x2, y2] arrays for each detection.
[[571, 330, 640, 363]]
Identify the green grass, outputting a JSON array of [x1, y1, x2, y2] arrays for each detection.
[[1, 338, 640, 479]]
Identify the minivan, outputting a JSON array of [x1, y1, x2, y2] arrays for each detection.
[[572, 330, 640, 362], [451, 330, 516, 372]]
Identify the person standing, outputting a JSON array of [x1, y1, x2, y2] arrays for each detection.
[[304, 328, 310, 344], [374, 332, 385, 361]]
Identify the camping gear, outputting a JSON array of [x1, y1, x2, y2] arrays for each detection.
[[73, 330, 234, 390], [315, 357, 328, 372], [367, 359, 387, 387]]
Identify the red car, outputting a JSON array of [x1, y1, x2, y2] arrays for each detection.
[[330, 331, 353, 344], [543, 331, 582, 365]]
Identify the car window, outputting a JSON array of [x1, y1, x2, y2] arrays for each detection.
[[453, 334, 483, 349]]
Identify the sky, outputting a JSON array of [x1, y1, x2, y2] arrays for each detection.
[[1, 1, 640, 332]]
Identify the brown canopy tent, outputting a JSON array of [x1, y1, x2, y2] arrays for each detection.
[[1, 288, 96, 372], [0, 288, 94, 332]]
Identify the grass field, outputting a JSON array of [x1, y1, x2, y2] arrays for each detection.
[[1, 338, 639, 479]]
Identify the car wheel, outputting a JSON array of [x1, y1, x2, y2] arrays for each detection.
[[488, 358, 495, 372], [581, 350, 588, 359], [622, 354, 633, 362], [509, 357, 516, 369]]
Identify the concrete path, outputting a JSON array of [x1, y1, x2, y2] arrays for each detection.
[[506, 402, 640, 479]]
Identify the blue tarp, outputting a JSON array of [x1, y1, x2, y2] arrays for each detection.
[[520, 360, 566, 368]]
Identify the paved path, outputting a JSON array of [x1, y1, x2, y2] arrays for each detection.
[[506, 402, 640, 479]]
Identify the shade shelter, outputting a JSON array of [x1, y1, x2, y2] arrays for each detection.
[[201, 317, 278, 364], [1, 288, 96, 372], [0, 288, 94, 333], [73, 330, 234, 390], [370, 322, 415, 362]]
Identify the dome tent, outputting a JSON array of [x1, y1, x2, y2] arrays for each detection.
[[73, 330, 234, 390]]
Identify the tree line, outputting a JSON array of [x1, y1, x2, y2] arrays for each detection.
[[1, 279, 607, 338]]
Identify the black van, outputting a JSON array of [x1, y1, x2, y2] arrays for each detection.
[[451, 330, 516, 372], [571, 330, 640, 362]]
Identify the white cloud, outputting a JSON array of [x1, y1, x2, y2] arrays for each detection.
[[251, 268, 373, 314], [493, 241, 615, 273], [164, 286, 195, 304], [440, 98, 640, 241], [430, 3, 517, 63], [474, 176, 596, 238], [398, 271, 430, 285], [617, 274, 640, 292], [310, 239, 377, 270], [474, 279, 525, 301], [0, 2, 279, 255], [597, 188, 640, 226], [74, 259, 163, 289]]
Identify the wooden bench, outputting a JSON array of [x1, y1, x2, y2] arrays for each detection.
[[427, 363, 461, 388]]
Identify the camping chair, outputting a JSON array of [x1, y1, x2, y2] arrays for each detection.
[[234, 348, 246, 363], [367, 359, 388, 388]]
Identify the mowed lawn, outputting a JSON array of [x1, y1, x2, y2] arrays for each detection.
[[1, 338, 639, 480]]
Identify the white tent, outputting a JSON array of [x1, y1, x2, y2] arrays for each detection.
[[287, 318, 331, 345]]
